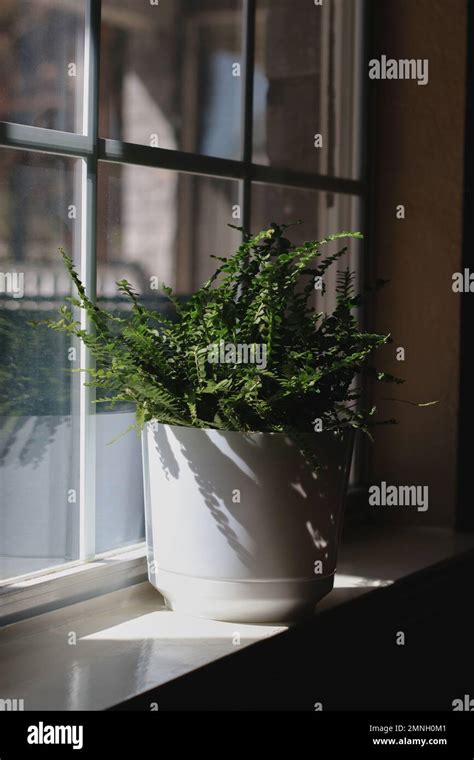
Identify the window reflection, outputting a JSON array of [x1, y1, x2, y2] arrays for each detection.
[[0, 0, 85, 132], [0, 149, 81, 579], [100, 0, 243, 159], [97, 163, 241, 302], [253, 0, 364, 178]]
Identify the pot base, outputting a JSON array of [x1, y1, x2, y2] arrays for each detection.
[[150, 569, 334, 624]]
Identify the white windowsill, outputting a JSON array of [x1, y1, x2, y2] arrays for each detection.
[[1, 526, 474, 710]]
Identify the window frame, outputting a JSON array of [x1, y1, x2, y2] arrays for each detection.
[[0, 0, 369, 589]]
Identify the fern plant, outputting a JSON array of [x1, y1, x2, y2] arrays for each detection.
[[41, 223, 403, 453]]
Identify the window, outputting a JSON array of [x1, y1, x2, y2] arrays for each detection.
[[0, 0, 366, 583]]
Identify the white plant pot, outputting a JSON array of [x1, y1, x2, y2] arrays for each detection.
[[142, 422, 354, 624]]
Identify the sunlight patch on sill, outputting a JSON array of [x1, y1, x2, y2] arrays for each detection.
[[80, 610, 286, 642], [334, 573, 393, 588]]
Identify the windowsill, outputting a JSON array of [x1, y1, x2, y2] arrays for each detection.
[[0, 545, 148, 628], [1, 525, 474, 710]]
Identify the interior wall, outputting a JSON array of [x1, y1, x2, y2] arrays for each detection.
[[367, 0, 467, 527]]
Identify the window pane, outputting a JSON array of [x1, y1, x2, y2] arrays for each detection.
[[100, 0, 243, 159], [0, 0, 86, 132], [95, 162, 240, 552], [253, 0, 364, 178], [98, 163, 241, 297], [251, 182, 362, 313], [0, 149, 82, 580]]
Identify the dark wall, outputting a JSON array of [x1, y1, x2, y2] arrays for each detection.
[[368, 0, 467, 527]]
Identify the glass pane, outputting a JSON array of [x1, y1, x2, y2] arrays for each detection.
[[98, 163, 241, 297], [251, 182, 362, 315], [95, 162, 240, 552], [0, 0, 86, 132], [253, 0, 364, 178], [100, 0, 243, 158], [0, 149, 82, 581]]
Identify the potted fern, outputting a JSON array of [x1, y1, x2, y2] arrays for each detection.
[[44, 223, 399, 623]]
